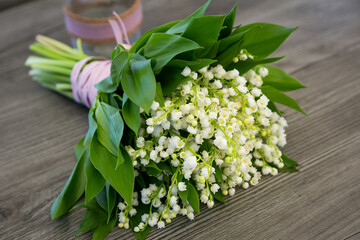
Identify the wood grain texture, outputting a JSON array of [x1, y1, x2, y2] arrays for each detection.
[[1, 0, 359, 239]]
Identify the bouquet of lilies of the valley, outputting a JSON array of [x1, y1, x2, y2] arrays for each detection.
[[25, 1, 307, 239]]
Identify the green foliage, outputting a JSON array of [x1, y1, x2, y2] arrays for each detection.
[[122, 93, 140, 135], [279, 153, 300, 172], [90, 136, 134, 206], [51, 150, 86, 219], [262, 64, 307, 91], [181, 15, 225, 58], [95, 102, 124, 156], [41, 2, 308, 240], [187, 182, 200, 214], [166, 0, 211, 34], [121, 54, 156, 113], [219, 2, 238, 38], [233, 23, 297, 58], [144, 33, 202, 73], [261, 86, 307, 116], [84, 155, 105, 203]]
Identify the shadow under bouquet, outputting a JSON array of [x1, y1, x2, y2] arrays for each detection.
[[25, 1, 307, 239]]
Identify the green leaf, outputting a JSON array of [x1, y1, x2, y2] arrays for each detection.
[[145, 161, 163, 176], [92, 214, 117, 240], [122, 94, 140, 135], [181, 15, 225, 58], [90, 136, 134, 206], [95, 46, 129, 93], [74, 137, 86, 162], [136, 174, 146, 189], [84, 154, 106, 203], [215, 38, 244, 68], [227, 56, 284, 74], [234, 23, 297, 58], [219, 2, 238, 38], [144, 33, 201, 73], [166, 0, 211, 34], [51, 151, 86, 220], [217, 30, 247, 54], [153, 82, 165, 108], [76, 201, 107, 236], [177, 177, 188, 204], [261, 86, 307, 116], [95, 187, 108, 211], [158, 67, 192, 95], [262, 64, 306, 91], [95, 102, 124, 156], [84, 106, 98, 149], [106, 182, 116, 223], [130, 20, 180, 54], [187, 183, 200, 214], [282, 153, 299, 167], [166, 59, 216, 71], [213, 164, 224, 185], [267, 101, 282, 116], [121, 56, 156, 113], [129, 203, 151, 240], [212, 191, 227, 203]]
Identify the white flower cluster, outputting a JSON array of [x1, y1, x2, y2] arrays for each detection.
[[118, 60, 289, 232]]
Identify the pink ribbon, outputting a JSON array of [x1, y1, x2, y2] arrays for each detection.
[[71, 13, 132, 108]]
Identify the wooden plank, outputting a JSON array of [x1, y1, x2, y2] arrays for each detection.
[[0, 0, 360, 239]]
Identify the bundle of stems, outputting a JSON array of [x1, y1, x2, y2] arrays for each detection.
[[25, 35, 89, 99]]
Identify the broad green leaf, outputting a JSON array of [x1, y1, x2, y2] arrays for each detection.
[[212, 190, 227, 203], [213, 163, 224, 185], [219, 2, 238, 38], [74, 137, 86, 162], [136, 174, 146, 188], [145, 161, 163, 176], [84, 105, 98, 149], [84, 154, 106, 203], [95, 102, 124, 156], [234, 23, 297, 58], [177, 177, 188, 204], [121, 56, 156, 113], [95, 46, 128, 93], [204, 41, 220, 59], [227, 56, 284, 74], [106, 182, 116, 223], [95, 187, 108, 211], [92, 214, 117, 240], [130, 20, 180, 54], [76, 201, 107, 237], [166, 59, 216, 71], [217, 30, 248, 54], [166, 0, 211, 34], [90, 136, 134, 206], [129, 203, 151, 240], [181, 15, 225, 58], [122, 93, 140, 135], [282, 153, 299, 166], [261, 86, 307, 116], [158, 67, 192, 95], [262, 64, 306, 91], [154, 82, 165, 107], [279, 167, 299, 172], [51, 151, 86, 219], [216, 38, 244, 68], [187, 183, 200, 214], [267, 101, 282, 116], [144, 33, 202, 73]]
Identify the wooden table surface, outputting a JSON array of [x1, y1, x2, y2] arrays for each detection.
[[1, 0, 360, 239]]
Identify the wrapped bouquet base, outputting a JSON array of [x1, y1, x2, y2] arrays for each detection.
[[26, 1, 307, 239]]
